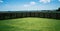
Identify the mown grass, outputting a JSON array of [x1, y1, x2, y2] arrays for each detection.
[[0, 17, 60, 31]]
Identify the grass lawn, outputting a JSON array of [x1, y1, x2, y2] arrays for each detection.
[[0, 17, 60, 31]]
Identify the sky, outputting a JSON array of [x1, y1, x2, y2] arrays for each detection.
[[0, 0, 60, 11]]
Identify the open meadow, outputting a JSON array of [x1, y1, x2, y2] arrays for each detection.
[[0, 17, 60, 31]]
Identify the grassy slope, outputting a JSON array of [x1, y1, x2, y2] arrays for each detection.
[[0, 17, 60, 31]]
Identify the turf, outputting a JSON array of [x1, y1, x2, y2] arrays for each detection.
[[0, 17, 60, 31]]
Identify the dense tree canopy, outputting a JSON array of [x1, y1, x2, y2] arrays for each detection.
[[57, 8, 60, 11]]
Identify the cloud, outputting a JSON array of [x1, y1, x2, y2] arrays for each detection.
[[0, 0, 3, 3], [24, 4, 30, 7], [59, 0, 60, 1], [39, 0, 51, 3], [30, 2, 36, 5], [23, 1, 36, 7]]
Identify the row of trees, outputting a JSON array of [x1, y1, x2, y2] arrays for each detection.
[[0, 8, 60, 20], [0, 12, 60, 20]]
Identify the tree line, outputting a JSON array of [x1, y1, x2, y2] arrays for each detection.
[[0, 8, 60, 20], [0, 11, 60, 20]]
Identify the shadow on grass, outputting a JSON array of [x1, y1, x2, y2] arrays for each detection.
[[0, 25, 41, 31], [0, 25, 14, 31], [54, 24, 60, 31], [0, 25, 26, 31]]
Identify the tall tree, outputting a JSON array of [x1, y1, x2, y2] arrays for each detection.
[[57, 8, 60, 11]]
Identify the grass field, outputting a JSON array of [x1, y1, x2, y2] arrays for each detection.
[[0, 17, 60, 31]]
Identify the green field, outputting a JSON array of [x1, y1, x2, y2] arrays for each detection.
[[0, 17, 60, 31]]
